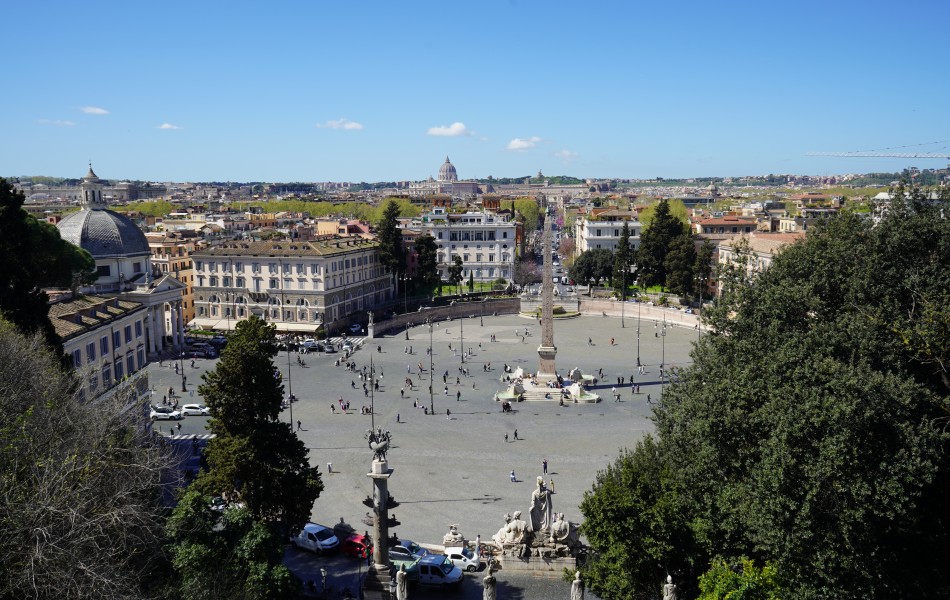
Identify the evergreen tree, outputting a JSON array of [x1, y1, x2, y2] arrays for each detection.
[[375, 199, 405, 291], [612, 220, 633, 296], [413, 233, 440, 288], [637, 199, 687, 288], [195, 317, 322, 531], [663, 234, 697, 297], [448, 256, 464, 294], [467, 271, 474, 293], [0, 178, 95, 361]]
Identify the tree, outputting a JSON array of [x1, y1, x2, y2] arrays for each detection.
[[448, 256, 464, 294], [580, 436, 703, 600], [165, 491, 300, 600], [413, 233, 440, 288], [467, 271, 474, 293], [663, 234, 696, 297], [569, 249, 614, 293], [694, 240, 715, 301], [0, 178, 96, 361], [697, 558, 783, 600], [612, 221, 633, 295], [375, 199, 405, 292], [0, 322, 174, 599], [637, 199, 688, 288], [580, 187, 950, 599], [514, 256, 541, 287], [195, 317, 322, 531]]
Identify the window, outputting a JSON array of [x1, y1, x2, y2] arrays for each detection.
[[101, 364, 112, 388], [88, 372, 99, 393], [86, 342, 96, 362], [113, 330, 121, 349], [97, 265, 111, 277], [488, 254, 495, 262], [502, 232, 507, 239], [195, 261, 203, 270], [235, 262, 243, 271], [114, 360, 124, 381], [72, 349, 82, 367], [252, 262, 261, 273], [269, 263, 277, 274], [223, 277, 231, 287], [137, 349, 145, 370], [100, 336, 109, 354], [209, 276, 218, 286], [135, 321, 142, 338], [269, 279, 278, 290], [133, 262, 142, 273], [124, 325, 132, 344], [236, 277, 245, 287], [126, 354, 135, 375]]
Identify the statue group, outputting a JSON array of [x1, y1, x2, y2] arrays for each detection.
[[490, 477, 580, 559]]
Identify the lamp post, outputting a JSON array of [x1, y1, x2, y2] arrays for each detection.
[[225, 292, 231, 333], [369, 355, 376, 431], [286, 334, 294, 427], [660, 314, 667, 395], [400, 274, 409, 314], [459, 306, 465, 364], [621, 268, 626, 328], [635, 277, 642, 367], [428, 318, 434, 416], [179, 339, 187, 392]]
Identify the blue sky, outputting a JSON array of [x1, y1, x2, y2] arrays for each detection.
[[3, 0, 949, 182]]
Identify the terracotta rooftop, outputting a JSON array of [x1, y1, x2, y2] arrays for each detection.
[[49, 295, 144, 341]]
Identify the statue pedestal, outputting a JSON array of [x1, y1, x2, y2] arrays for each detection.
[[537, 345, 558, 382], [364, 459, 393, 593]]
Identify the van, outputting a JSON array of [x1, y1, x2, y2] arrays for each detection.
[[290, 523, 339, 554], [416, 555, 463, 586]]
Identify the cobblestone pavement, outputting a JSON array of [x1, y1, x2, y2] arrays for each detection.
[[149, 313, 699, 597]]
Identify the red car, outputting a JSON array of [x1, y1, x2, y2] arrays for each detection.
[[342, 534, 373, 559]]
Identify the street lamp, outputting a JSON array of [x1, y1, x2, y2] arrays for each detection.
[[621, 268, 626, 328], [660, 314, 667, 395], [459, 307, 465, 364], [369, 355, 376, 431], [427, 318, 434, 416], [285, 334, 294, 427], [400, 274, 410, 315], [636, 276, 642, 367]]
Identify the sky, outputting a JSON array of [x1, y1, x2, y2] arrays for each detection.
[[3, 0, 950, 183]]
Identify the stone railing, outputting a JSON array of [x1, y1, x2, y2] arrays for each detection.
[[370, 298, 521, 337]]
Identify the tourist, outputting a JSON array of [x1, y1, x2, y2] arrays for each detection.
[[446, 409, 451, 420], [510, 469, 516, 482], [505, 433, 509, 443], [514, 429, 519, 440], [542, 458, 548, 474]]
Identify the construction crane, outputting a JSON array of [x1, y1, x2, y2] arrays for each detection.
[[807, 140, 950, 169]]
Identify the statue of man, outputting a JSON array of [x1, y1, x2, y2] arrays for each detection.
[[571, 571, 584, 600], [396, 564, 409, 600], [482, 562, 497, 600], [663, 575, 677, 600], [529, 476, 553, 532]]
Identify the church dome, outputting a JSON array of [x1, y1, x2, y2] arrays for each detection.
[[438, 156, 458, 182], [57, 207, 150, 259]]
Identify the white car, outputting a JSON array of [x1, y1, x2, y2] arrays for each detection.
[[180, 403, 210, 416], [150, 406, 183, 421], [444, 546, 483, 572], [291, 522, 340, 554]]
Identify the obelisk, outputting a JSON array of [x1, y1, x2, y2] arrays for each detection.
[[537, 218, 557, 381]]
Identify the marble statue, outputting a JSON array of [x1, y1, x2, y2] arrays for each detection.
[[508, 510, 528, 543], [365, 428, 391, 462], [663, 575, 677, 600], [368, 312, 374, 326], [396, 564, 408, 600], [549, 512, 579, 547], [571, 571, 584, 600], [492, 513, 512, 547], [482, 562, 497, 600], [528, 476, 553, 532], [443, 523, 465, 546]]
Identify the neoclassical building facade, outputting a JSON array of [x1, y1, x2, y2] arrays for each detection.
[[190, 236, 393, 334], [57, 166, 186, 357]]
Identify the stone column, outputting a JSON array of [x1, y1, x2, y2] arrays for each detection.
[[177, 302, 185, 345], [364, 459, 393, 595], [537, 219, 557, 380], [171, 303, 181, 349], [146, 308, 157, 355]]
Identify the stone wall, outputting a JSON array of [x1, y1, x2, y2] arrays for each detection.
[[369, 298, 521, 337]]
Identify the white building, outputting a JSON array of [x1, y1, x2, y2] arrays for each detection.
[[50, 295, 149, 400], [409, 208, 517, 282], [190, 236, 393, 334], [57, 166, 187, 358], [574, 211, 642, 256]]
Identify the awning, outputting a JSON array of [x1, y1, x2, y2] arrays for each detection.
[[188, 318, 224, 330], [271, 322, 320, 333]]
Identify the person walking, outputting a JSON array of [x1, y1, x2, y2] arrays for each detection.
[[327, 463, 332, 473], [513, 429, 519, 440], [456, 390, 461, 402], [510, 469, 516, 483], [297, 420, 302, 431], [542, 458, 548, 474], [446, 409, 451, 420], [505, 433, 509, 443]]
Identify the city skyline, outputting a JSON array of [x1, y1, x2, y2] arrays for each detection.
[[3, 0, 949, 182]]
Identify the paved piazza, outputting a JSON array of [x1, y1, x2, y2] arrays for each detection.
[[149, 311, 698, 594]]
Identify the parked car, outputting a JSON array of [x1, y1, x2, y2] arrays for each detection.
[[150, 406, 183, 421], [444, 546, 482, 572], [416, 555, 463, 586], [180, 403, 210, 416], [349, 323, 363, 334], [291, 523, 340, 554], [209, 335, 228, 349], [389, 539, 428, 563], [321, 343, 337, 354], [300, 339, 320, 352], [192, 347, 218, 358], [341, 534, 373, 559]]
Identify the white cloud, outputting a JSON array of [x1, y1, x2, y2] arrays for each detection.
[[37, 119, 75, 126], [506, 136, 542, 151], [554, 149, 578, 163], [427, 122, 470, 137], [158, 123, 182, 130], [80, 106, 109, 115], [317, 118, 364, 130]]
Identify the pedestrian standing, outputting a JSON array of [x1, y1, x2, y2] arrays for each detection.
[[505, 433, 509, 443], [446, 409, 451, 420], [514, 429, 519, 440], [327, 463, 332, 473], [510, 470, 516, 482], [543, 458, 548, 474], [396, 413, 400, 423], [456, 390, 461, 401], [297, 420, 302, 430], [176, 422, 182, 433]]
